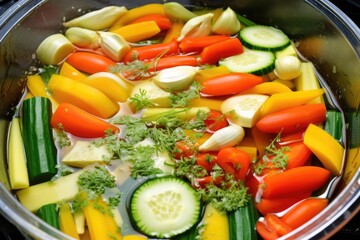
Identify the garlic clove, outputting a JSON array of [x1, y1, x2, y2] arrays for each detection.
[[98, 31, 131, 61], [65, 27, 100, 49], [274, 55, 302, 80], [63, 6, 128, 30], [153, 66, 198, 91], [177, 13, 214, 41], [212, 7, 241, 35], [163, 2, 197, 22], [198, 125, 245, 152]]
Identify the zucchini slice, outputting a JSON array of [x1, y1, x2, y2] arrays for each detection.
[[219, 49, 275, 75], [239, 25, 290, 51], [130, 177, 201, 238]]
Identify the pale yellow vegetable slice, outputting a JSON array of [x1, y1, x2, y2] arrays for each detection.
[[199, 203, 229, 240], [303, 123, 344, 175], [240, 82, 292, 95], [62, 140, 113, 168], [275, 43, 298, 58], [8, 118, 29, 189], [73, 211, 85, 234], [221, 94, 269, 128]]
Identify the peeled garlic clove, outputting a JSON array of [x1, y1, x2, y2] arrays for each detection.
[[36, 34, 75, 65], [177, 13, 214, 41], [199, 125, 245, 152], [164, 2, 197, 22], [63, 6, 128, 30], [274, 55, 302, 80], [98, 31, 131, 61], [153, 66, 198, 91], [65, 27, 100, 49], [212, 7, 241, 35]]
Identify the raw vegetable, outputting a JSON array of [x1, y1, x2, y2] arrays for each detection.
[[48, 74, 119, 119], [274, 55, 302, 80], [141, 107, 210, 123], [204, 110, 229, 132], [111, 21, 161, 43], [221, 94, 269, 128], [163, 2, 197, 21], [37, 203, 60, 229], [63, 6, 127, 30], [263, 213, 293, 237], [256, 103, 327, 133], [262, 166, 331, 199], [199, 203, 229, 240], [240, 82, 292, 95], [26, 75, 58, 108], [195, 152, 218, 173], [228, 199, 258, 240], [324, 110, 343, 141], [194, 65, 230, 83], [200, 73, 263, 96], [22, 97, 57, 185], [217, 147, 251, 180], [98, 31, 131, 61], [219, 48, 275, 75], [59, 62, 87, 81], [59, 203, 80, 239], [153, 66, 197, 91], [36, 34, 75, 65], [8, 118, 29, 189], [188, 97, 223, 111], [148, 55, 199, 71], [199, 38, 244, 65], [130, 176, 201, 238], [212, 7, 240, 35], [303, 123, 344, 175], [178, 13, 214, 41], [131, 14, 172, 30], [66, 52, 116, 74], [275, 43, 298, 58], [239, 25, 290, 51], [64, 27, 100, 49], [179, 35, 230, 53], [163, 22, 184, 43]]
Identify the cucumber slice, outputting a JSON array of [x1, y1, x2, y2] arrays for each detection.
[[219, 49, 275, 75], [239, 25, 290, 51], [130, 177, 201, 238]]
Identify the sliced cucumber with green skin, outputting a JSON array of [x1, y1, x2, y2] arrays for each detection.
[[219, 48, 275, 75], [130, 176, 201, 238], [239, 25, 291, 51]]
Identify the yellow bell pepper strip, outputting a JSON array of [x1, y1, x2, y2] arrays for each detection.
[[123, 236, 147, 240], [188, 97, 223, 111], [294, 62, 324, 103], [59, 62, 87, 81], [272, 78, 295, 89], [194, 66, 231, 83], [162, 22, 184, 43], [81, 72, 134, 103], [111, 21, 161, 43], [27, 75, 58, 108], [8, 118, 29, 189], [240, 82, 292, 95], [183, 129, 212, 146], [110, 3, 165, 29], [260, 89, 325, 118], [83, 197, 122, 240], [59, 203, 80, 240], [303, 123, 344, 175], [48, 74, 119, 119], [200, 203, 230, 240]]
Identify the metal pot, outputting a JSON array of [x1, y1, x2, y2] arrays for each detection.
[[0, 0, 359, 239]]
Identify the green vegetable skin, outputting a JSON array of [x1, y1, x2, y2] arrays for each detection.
[[22, 97, 58, 185], [37, 203, 60, 229]]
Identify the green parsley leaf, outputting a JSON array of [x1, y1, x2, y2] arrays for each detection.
[[127, 145, 162, 178], [170, 81, 201, 108], [128, 89, 155, 112], [39, 65, 58, 83]]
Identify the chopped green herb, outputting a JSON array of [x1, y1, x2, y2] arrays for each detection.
[[55, 123, 71, 148], [129, 89, 155, 112], [128, 145, 162, 178], [39, 65, 58, 83], [170, 81, 201, 108]]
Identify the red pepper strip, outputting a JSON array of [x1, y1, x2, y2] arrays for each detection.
[[173, 141, 196, 160], [256, 192, 312, 215], [217, 147, 251, 180], [195, 175, 224, 189], [245, 173, 260, 197], [256, 103, 327, 134], [179, 35, 231, 53], [200, 73, 263, 96], [51, 103, 119, 138], [256, 221, 280, 240], [204, 110, 229, 132], [131, 14, 172, 30], [265, 213, 294, 237], [199, 38, 243, 65], [147, 55, 199, 72], [281, 198, 329, 229], [195, 152, 218, 173], [66, 52, 116, 74], [284, 142, 313, 169], [278, 130, 305, 145], [124, 39, 179, 62], [262, 166, 331, 199]]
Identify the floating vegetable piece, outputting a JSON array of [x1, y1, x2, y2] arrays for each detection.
[[199, 124, 245, 151], [178, 13, 214, 41], [212, 7, 241, 35], [199, 203, 230, 240], [142, 107, 210, 123], [66, 52, 116, 74], [274, 55, 302, 80], [59, 203, 80, 240], [26, 75, 58, 108], [148, 55, 199, 72], [194, 65, 230, 83], [62, 140, 113, 168], [111, 21, 161, 43], [221, 94, 269, 128], [217, 147, 251, 180], [163, 2, 197, 21], [200, 38, 244, 65], [303, 123, 344, 175], [153, 66, 197, 91], [37, 203, 60, 229], [240, 82, 292, 95], [98, 31, 131, 61], [65, 27, 100, 49], [163, 22, 184, 43], [8, 118, 29, 189], [36, 33, 75, 65], [82, 72, 133, 102], [188, 97, 223, 111], [179, 35, 230, 53], [63, 6, 128, 30], [131, 14, 172, 30], [59, 62, 88, 81]]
